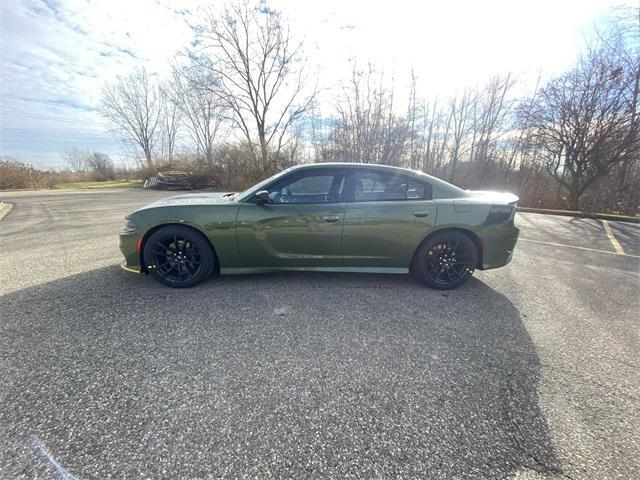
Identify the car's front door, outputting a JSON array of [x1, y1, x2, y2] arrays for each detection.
[[236, 168, 348, 268], [342, 169, 436, 268]]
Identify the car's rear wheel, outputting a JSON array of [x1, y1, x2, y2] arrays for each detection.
[[143, 225, 215, 288], [412, 231, 478, 290]]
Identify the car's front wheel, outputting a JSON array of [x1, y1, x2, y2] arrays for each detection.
[[143, 225, 216, 288], [412, 231, 478, 290]]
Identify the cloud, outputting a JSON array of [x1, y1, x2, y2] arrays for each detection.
[[0, 0, 196, 167], [0, 0, 636, 168]]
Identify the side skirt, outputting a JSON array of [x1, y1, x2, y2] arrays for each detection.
[[220, 266, 409, 275]]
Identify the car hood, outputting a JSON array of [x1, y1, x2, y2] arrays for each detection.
[[137, 192, 238, 210], [465, 190, 519, 205]]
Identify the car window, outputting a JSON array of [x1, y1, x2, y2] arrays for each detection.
[[406, 182, 426, 199], [287, 175, 335, 195], [266, 171, 346, 204], [354, 171, 431, 201]]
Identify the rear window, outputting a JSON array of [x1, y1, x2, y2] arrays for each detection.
[[354, 171, 432, 201]]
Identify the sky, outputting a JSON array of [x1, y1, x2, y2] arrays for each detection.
[[0, 0, 633, 169]]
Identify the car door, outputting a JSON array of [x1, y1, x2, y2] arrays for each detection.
[[342, 169, 436, 268], [235, 168, 348, 268]]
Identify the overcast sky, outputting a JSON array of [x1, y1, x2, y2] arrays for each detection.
[[0, 0, 632, 169]]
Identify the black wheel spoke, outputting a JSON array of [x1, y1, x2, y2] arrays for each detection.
[[156, 240, 171, 250], [423, 238, 475, 287], [450, 266, 464, 279], [445, 267, 454, 282], [147, 234, 205, 284], [162, 264, 178, 275]]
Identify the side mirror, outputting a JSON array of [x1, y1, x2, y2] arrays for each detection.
[[255, 190, 269, 205]]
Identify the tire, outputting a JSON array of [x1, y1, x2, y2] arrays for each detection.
[[143, 225, 216, 288], [411, 231, 478, 290]]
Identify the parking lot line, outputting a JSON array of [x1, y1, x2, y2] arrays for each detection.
[[601, 220, 626, 255], [519, 237, 640, 259]]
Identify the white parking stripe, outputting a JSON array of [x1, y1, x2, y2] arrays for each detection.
[[601, 220, 626, 255], [519, 238, 640, 259]]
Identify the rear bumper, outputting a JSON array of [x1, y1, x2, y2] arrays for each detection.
[[478, 226, 520, 270]]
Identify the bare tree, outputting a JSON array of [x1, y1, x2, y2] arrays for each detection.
[[169, 65, 226, 165], [471, 75, 516, 171], [102, 68, 162, 169], [597, 6, 640, 192], [405, 68, 432, 171], [446, 88, 476, 182], [426, 100, 453, 175], [85, 152, 116, 181], [332, 64, 408, 165], [420, 97, 442, 173], [308, 101, 330, 162], [504, 73, 541, 179], [521, 41, 640, 210], [159, 86, 181, 162], [62, 148, 90, 173], [193, 0, 316, 171]]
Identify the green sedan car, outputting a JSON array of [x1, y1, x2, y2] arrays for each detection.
[[119, 163, 519, 289]]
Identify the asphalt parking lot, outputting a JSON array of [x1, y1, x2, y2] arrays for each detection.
[[0, 189, 638, 480]]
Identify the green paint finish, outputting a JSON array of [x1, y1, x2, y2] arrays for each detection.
[[119, 163, 520, 276], [342, 200, 437, 267], [236, 202, 347, 267]]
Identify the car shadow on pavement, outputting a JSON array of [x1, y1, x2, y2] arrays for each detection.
[[1, 267, 560, 479]]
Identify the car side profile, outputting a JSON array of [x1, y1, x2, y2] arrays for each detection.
[[119, 163, 520, 289]]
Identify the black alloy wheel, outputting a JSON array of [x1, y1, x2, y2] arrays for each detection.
[[143, 225, 215, 288], [412, 231, 478, 290]]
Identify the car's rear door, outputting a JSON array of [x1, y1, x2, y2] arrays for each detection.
[[342, 169, 436, 269], [236, 168, 348, 268]]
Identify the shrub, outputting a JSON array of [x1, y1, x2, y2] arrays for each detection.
[[0, 158, 55, 190]]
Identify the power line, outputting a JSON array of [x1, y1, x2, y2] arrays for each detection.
[[0, 109, 108, 128], [1, 127, 115, 143], [0, 138, 113, 145], [0, 93, 98, 112]]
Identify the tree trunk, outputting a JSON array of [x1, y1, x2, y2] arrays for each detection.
[[568, 189, 580, 211], [144, 147, 154, 170]]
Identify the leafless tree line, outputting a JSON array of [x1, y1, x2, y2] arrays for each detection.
[[99, 1, 639, 213], [311, 8, 639, 212]]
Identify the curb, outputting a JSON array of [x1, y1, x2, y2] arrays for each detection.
[[517, 207, 639, 224], [0, 202, 13, 221]]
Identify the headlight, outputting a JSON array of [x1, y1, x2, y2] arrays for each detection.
[[122, 217, 137, 233]]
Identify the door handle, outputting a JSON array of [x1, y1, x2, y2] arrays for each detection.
[[413, 210, 431, 217], [323, 215, 340, 223]]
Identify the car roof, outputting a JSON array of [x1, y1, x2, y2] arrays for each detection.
[[236, 162, 468, 202], [291, 162, 411, 171], [287, 163, 448, 183], [288, 162, 434, 177]]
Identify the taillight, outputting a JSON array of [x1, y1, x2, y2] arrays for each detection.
[[484, 205, 514, 225]]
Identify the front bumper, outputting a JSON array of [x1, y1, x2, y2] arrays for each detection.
[[119, 232, 143, 273], [120, 260, 141, 274]]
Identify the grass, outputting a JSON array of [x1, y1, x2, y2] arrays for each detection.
[[53, 180, 143, 190]]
